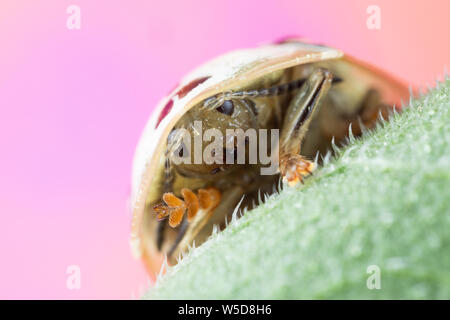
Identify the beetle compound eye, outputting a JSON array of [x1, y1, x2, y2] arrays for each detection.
[[175, 142, 189, 158], [216, 100, 234, 115]]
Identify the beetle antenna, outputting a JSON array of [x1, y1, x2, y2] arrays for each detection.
[[202, 92, 227, 110], [203, 74, 342, 111], [231, 74, 342, 99], [231, 78, 306, 99]]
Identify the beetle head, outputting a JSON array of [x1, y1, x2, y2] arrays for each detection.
[[169, 97, 259, 178]]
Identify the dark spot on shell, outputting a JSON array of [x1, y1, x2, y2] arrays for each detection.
[[272, 35, 302, 45], [176, 76, 210, 99], [156, 99, 173, 128]]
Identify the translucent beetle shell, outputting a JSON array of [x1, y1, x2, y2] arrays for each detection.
[[130, 39, 409, 276]]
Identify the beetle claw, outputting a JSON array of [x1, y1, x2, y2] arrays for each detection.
[[153, 202, 172, 220], [153, 188, 221, 228], [153, 193, 186, 227], [279, 153, 316, 187]]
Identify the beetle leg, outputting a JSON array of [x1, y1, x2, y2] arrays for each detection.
[[153, 187, 221, 263], [279, 68, 333, 186], [153, 187, 221, 228], [166, 187, 222, 262], [168, 187, 244, 262], [153, 193, 186, 227], [354, 88, 392, 134], [319, 88, 392, 142]]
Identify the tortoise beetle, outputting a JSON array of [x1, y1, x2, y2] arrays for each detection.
[[130, 39, 409, 275]]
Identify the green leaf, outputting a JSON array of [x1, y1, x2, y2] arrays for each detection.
[[145, 78, 450, 299]]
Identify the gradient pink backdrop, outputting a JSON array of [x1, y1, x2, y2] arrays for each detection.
[[0, 0, 448, 299]]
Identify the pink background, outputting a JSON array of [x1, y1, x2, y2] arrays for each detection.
[[0, 0, 448, 299]]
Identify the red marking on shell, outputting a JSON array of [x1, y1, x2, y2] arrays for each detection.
[[175, 76, 210, 99], [156, 99, 173, 128], [272, 35, 302, 45], [155, 76, 210, 128]]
